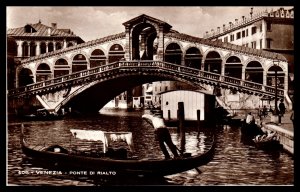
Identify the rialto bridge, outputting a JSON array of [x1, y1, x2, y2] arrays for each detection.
[[7, 14, 290, 115]]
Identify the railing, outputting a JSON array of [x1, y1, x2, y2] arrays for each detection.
[[7, 60, 285, 98]]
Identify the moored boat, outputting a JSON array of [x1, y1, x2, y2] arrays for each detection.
[[20, 125, 216, 176]]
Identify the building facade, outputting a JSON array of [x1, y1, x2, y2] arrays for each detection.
[[7, 21, 85, 89], [203, 7, 294, 99]]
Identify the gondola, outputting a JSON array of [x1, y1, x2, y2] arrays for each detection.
[[23, 109, 64, 121], [252, 132, 283, 151], [20, 125, 215, 176]]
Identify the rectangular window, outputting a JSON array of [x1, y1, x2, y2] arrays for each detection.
[[236, 32, 241, 39], [260, 24, 263, 32], [230, 34, 234, 41], [251, 41, 256, 48], [242, 30, 245, 37], [246, 29, 248, 36], [251, 26, 257, 35], [165, 86, 168, 91], [224, 36, 228, 42]]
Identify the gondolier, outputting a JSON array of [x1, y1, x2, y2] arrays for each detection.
[[142, 112, 179, 159]]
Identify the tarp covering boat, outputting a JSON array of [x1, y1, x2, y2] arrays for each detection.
[[70, 129, 133, 153]]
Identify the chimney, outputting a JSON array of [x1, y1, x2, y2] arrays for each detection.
[[223, 24, 226, 31], [235, 19, 238, 24], [51, 23, 57, 29], [217, 27, 220, 33]]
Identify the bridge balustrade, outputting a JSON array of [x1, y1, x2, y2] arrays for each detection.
[[7, 60, 285, 98]]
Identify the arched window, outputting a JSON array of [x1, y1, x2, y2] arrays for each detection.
[[185, 47, 202, 69], [22, 42, 29, 57], [245, 61, 263, 84], [48, 42, 54, 52], [225, 56, 242, 79], [267, 65, 284, 89], [56, 42, 62, 50], [108, 44, 125, 63], [40, 42, 47, 54], [29, 41, 36, 57], [165, 43, 182, 65], [90, 49, 106, 68], [18, 68, 34, 87], [72, 54, 88, 72], [204, 51, 222, 74], [54, 58, 70, 77], [36, 63, 52, 82]]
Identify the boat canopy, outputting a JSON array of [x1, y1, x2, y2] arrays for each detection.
[[70, 129, 133, 153]]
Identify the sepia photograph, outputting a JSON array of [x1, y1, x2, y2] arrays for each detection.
[[6, 6, 294, 187]]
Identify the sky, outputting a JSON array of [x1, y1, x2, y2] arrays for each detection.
[[6, 6, 293, 42]]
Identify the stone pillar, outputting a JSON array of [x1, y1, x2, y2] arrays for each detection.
[[124, 26, 131, 61], [36, 41, 41, 56], [157, 25, 164, 61], [53, 41, 56, 51], [63, 39, 67, 48], [46, 42, 49, 53], [17, 40, 23, 57]]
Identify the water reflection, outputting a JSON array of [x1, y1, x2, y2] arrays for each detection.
[[7, 109, 293, 186]]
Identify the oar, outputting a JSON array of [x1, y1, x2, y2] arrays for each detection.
[[174, 145, 202, 174]]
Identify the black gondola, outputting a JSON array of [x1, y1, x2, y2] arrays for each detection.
[[20, 125, 215, 176]]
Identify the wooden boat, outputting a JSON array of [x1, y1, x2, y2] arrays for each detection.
[[23, 109, 64, 121], [20, 125, 216, 176], [252, 133, 283, 151]]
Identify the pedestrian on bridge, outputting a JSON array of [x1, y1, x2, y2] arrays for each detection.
[[142, 112, 179, 160]]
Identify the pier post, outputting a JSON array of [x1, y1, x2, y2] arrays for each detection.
[[197, 110, 201, 137], [178, 102, 186, 152]]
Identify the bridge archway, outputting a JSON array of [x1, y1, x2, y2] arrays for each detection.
[[225, 56, 242, 78], [267, 65, 285, 89], [131, 22, 157, 60], [36, 63, 52, 82], [165, 42, 182, 65], [204, 51, 222, 74], [72, 54, 88, 73], [108, 44, 125, 63], [90, 49, 106, 68], [54, 58, 70, 77], [184, 47, 202, 69], [18, 68, 34, 87], [245, 61, 263, 83]]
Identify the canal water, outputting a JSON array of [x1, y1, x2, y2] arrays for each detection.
[[7, 109, 294, 186]]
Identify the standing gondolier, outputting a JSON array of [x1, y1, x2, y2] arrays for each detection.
[[142, 112, 179, 159]]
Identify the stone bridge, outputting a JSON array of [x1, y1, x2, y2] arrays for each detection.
[[7, 14, 290, 114]]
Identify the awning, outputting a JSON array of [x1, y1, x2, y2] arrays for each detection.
[[70, 129, 133, 153]]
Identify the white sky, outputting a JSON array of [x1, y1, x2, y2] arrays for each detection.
[[6, 6, 293, 42]]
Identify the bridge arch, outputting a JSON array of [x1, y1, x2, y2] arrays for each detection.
[[108, 43, 125, 63], [164, 42, 183, 65], [72, 53, 88, 73], [36, 63, 52, 82], [203, 50, 223, 74], [184, 46, 202, 69], [266, 65, 285, 89], [224, 56, 243, 79], [131, 22, 157, 60], [18, 68, 34, 87], [89, 48, 107, 68], [245, 61, 264, 84], [54, 58, 70, 77]]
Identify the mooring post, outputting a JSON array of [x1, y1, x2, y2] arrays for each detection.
[[197, 110, 201, 137], [178, 102, 186, 151]]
